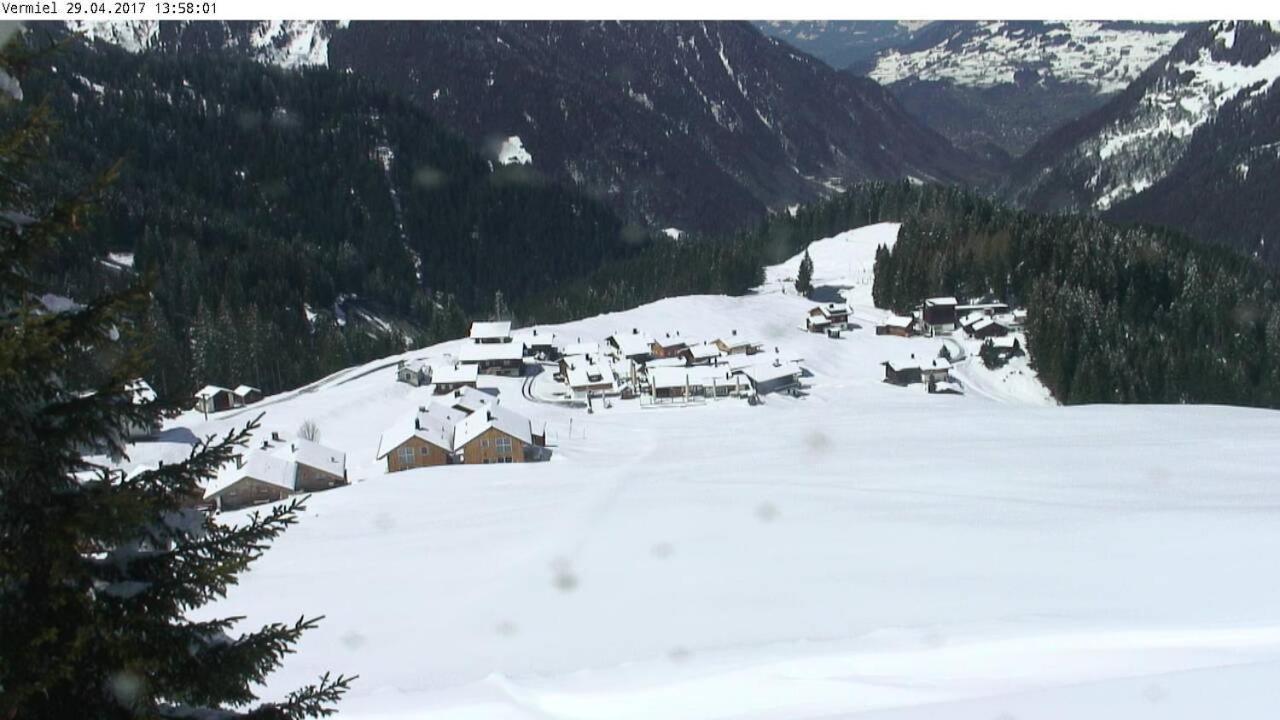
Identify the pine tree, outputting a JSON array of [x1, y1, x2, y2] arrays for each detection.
[[0, 51, 350, 719], [795, 250, 814, 297]]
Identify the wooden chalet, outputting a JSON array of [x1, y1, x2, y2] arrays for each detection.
[[921, 297, 959, 334], [714, 330, 763, 355], [233, 385, 263, 407], [806, 303, 850, 332], [459, 341, 526, 376], [204, 453, 296, 511], [876, 315, 917, 337], [430, 363, 479, 394], [649, 334, 690, 359], [194, 385, 234, 414], [608, 330, 655, 362]]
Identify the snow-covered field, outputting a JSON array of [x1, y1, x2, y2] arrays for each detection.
[[117, 223, 1280, 718]]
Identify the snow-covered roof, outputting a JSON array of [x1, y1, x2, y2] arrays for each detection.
[[563, 355, 615, 389], [431, 363, 478, 385], [925, 297, 959, 307], [885, 360, 920, 373], [290, 439, 346, 478], [812, 303, 850, 318], [990, 337, 1021, 349], [683, 343, 722, 361], [882, 315, 915, 329], [716, 334, 761, 350], [560, 341, 602, 357], [469, 321, 512, 340], [205, 452, 296, 499], [609, 332, 654, 357], [969, 317, 995, 333], [737, 361, 802, 385], [195, 385, 231, 398], [451, 387, 498, 413], [644, 357, 686, 369], [233, 385, 261, 397], [377, 409, 453, 459], [649, 365, 742, 390], [925, 358, 952, 371], [459, 342, 525, 363], [651, 335, 688, 349], [453, 406, 533, 448]]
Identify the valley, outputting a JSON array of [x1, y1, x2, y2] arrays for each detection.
[[103, 225, 1280, 718]]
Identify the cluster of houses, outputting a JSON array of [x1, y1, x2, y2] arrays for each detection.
[[552, 327, 806, 403], [376, 387, 546, 472], [204, 432, 349, 511], [876, 297, 1026, 339], [193, 384, 263, 415]]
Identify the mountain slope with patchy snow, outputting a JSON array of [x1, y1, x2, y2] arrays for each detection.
[[1007, 21, 1280, 215], [107, 224, 1280, 718]]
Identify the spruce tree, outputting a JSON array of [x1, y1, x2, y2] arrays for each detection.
[[0, 49, 350, 718], [795, 250, 814, 297]]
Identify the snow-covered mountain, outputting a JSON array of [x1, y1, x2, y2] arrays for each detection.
[[838, 21, 1190, 157], [1006, 21, 1280, 261], [102, 223, 1280, 718], [865, 21, 1186, 92], [66, 20, 337, 68], [62, 20, 995, 234]]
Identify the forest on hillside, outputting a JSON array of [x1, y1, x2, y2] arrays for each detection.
[[17, 33, 633, 397]]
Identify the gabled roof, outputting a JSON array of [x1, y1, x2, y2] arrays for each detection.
[[451, 386, 498, 413], [560, 341, 602, 357], [737, 361, 802, 385], [377, 409, 455, 459], [205, 452, 296, 499], [608, 332, 654, 357], [563, 355, 615, 389], [925, 358, 952, 371], [454, 406, 533, 448], [882, 315, 915, 329], [682, 343, 722, 361], [290, 439, 345, 477], [811, 303, 850, 319], [431, 363, 478, 385], [459, 342, 525, 363], [651, 335, 688, 349], [968, 317, 995, 332], [233, 384, 261, 397], [469, 321, 512, 340], [716, 334, 761, 350], [924, 296, 959, 307], [195, 385, 231, 399]]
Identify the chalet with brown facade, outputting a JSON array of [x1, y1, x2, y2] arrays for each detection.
[[194, 385, 235, 414], [806, 303, 850, 332]]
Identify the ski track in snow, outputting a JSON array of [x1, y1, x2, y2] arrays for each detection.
[[110, 223, 1280, 718]]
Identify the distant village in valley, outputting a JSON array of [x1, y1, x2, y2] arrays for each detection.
[[125, 247, 1031, 514]]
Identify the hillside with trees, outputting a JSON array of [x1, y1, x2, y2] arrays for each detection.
[[17, 31, 633, 398]]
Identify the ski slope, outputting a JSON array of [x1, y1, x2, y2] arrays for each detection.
[[116, 223, 1280, 718]]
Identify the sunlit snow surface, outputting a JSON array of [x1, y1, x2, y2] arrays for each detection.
[[118, 223, 1280, 718]]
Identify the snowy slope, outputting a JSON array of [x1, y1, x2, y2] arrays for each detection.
[[867, 21, 1185, 93], [65, 20, 334, 68], [111, 224, 1280, 718], [1010, 21, 1280, 213]]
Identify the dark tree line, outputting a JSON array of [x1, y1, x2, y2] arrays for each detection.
[[17, 32, 627, 399], [862, 184, 1280, 407]]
